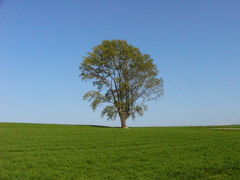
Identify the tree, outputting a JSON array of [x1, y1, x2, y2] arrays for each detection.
[[80, 40, 164, 128]]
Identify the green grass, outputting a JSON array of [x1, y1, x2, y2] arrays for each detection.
[[0, 123, 240, 180]]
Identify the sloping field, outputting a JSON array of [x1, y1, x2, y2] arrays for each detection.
[[0, 123, 239, 180]]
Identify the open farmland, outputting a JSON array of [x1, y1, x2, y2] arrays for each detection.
[[0, 123, 240, 180]]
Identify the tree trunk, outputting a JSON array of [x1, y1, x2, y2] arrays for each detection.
[[120, 119, 127, 128], [119, 112, 129, 128]]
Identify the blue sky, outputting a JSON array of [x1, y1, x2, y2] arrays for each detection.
[[0, 0, 240, 127]]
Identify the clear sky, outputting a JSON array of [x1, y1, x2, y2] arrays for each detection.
[[1, 0, 240, 127]]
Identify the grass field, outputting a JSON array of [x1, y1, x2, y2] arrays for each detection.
[[0, 123, 240, 180]]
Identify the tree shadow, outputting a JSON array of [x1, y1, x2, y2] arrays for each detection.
[[76, 124, 116, 128], [89, 125, 111, 128]]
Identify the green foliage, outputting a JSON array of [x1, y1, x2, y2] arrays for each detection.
[[83, 91, 107, 111], [1, 123, 240, 180], [80, 40, 164, 125]]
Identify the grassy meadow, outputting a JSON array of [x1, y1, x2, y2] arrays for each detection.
[[0, 123, 240, 180]]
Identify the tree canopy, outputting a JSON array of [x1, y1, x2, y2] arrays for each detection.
[[80, 40, 164, 128]]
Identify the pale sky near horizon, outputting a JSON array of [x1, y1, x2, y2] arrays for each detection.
[[0, 0, 240, 127]]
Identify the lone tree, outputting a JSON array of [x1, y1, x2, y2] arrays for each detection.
[[80, 40, 164, 128]]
